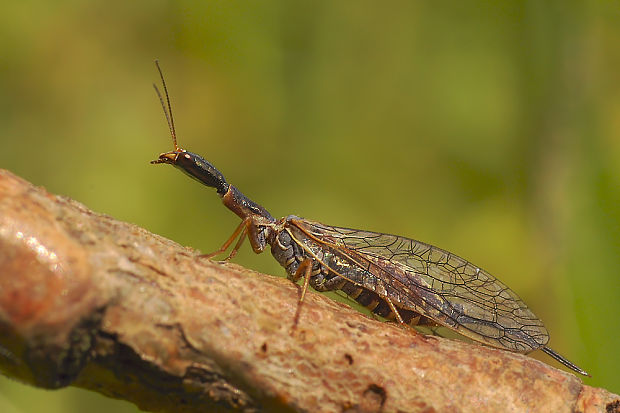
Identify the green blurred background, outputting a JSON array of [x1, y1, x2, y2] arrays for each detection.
[[1, 1, 619, 411]]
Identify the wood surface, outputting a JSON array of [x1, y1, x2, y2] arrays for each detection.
[[0, 169, 618, 413]]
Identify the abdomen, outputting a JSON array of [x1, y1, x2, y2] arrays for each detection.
[[269, 218, 433, 327]]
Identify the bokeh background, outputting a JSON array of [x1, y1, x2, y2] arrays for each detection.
[[1, 1, 619, 411]]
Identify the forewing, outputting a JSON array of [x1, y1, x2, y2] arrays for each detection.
[[293, 219, 549, 352]]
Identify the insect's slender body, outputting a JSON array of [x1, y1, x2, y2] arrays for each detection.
[[150, 61, 589, 377], [270, 217, 435, 326]]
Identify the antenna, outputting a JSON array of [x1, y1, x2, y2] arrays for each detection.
[[153, 60, 179, 151]]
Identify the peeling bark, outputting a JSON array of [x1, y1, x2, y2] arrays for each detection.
[[0, 169, 618, 413]]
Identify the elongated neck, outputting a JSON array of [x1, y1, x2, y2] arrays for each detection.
[[222, 185, 275, 223]]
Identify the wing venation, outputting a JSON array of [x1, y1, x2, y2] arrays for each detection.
[[293, 219, 549, 352]]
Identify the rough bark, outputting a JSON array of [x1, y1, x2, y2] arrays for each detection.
[[0, 169, 618, 413]]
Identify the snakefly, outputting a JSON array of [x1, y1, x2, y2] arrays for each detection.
[[150, 61, 589, 377]]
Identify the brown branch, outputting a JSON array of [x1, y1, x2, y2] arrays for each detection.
[[0, 168, 618, 413]]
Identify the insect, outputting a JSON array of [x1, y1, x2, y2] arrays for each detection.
[[150, 61, 589, 377]]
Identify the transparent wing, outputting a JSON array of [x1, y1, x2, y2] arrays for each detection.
[[293, 219, 549, 352]]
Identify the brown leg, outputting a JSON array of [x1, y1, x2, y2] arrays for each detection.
[[385, 297, 405, 324], [199, 218, 250, 260], [291, 258, 313, 334], [385, 297, 418, 335], [224, 224, 248, 261]]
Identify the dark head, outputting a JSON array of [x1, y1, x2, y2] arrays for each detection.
[[150, 60, 229, 196], [150, 61, 274, 227], [151, 149, 229, 195]]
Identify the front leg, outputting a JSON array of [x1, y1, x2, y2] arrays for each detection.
[[199, 217, 250, 260]]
